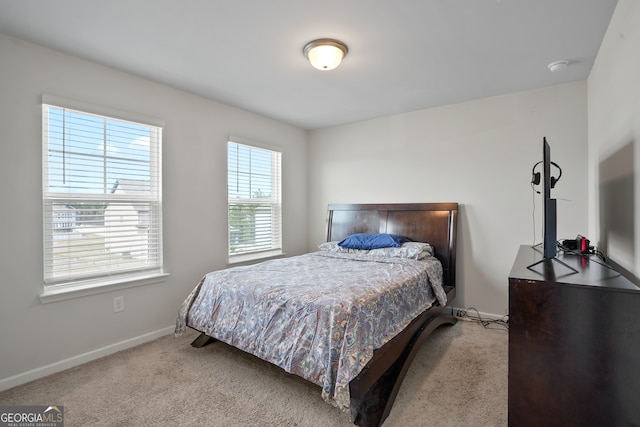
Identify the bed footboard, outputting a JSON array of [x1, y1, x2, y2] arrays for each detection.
[[350, 313, 457, 426], [350, 288, 457, 427]]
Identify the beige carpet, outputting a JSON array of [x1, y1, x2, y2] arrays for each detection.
[[0, 320, 507, 426]]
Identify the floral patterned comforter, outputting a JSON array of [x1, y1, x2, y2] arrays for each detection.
[[175, 251, 445, 410]]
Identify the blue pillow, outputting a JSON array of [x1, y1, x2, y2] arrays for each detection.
[[338, 233, 410, 250]]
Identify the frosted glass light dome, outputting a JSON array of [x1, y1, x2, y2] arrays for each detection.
[[303, 39, 348, 71]]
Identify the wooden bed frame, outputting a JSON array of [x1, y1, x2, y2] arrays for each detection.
[[190, 202, 458, 427]]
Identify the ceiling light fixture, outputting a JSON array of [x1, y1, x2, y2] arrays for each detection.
[[547, 60, 569, 72], [303, 38, 348, 71]]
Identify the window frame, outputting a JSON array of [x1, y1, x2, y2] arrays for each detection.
[[40, 95, 167, 302], [227, 136, 283, 264]]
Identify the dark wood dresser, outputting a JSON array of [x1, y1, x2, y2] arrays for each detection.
[[508, 245, 640, 427]]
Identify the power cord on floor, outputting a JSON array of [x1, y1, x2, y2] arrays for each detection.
[[454, 307, 509, 331]]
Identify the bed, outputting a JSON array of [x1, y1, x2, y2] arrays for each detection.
[[175, 202, 458, 426]]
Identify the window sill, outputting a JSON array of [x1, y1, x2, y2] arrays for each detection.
[[228, 249, 285, 266], [39, 272, 170, 304]]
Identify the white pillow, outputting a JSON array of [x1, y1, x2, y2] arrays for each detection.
[[318, 241, 433, 260]]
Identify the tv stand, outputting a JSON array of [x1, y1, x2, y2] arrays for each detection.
[[526, 254, 578, 276], [526, 243, 578, 276], [509, 245, 640, 426]]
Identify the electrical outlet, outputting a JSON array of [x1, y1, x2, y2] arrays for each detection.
[[113, 296, 125, 313]]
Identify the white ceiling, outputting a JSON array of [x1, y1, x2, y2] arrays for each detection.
[[0, 0, 617, 130]]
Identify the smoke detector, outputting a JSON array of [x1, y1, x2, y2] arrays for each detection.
[[548, 60, 569, 72]]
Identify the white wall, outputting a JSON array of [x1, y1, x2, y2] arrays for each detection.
[[588, 0, 640, 283], [307, 82, 589, 316], [0, 34, 308, 388]]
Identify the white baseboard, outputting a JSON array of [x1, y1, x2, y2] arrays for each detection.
[[0, 325, 175, 392], [449, 306, 508, 322]]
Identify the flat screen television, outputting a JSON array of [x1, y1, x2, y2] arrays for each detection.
[[542, 137, 557, 259], [528, 138, 577, 275]]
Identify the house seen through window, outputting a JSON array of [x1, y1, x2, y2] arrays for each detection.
[[42, 97, 163, 287]]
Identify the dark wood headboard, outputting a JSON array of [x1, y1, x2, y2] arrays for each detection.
[[326, 203, 458, 288]]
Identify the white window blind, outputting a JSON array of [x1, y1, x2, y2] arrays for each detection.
[[228, 140, 282, 260], [42, 99, 163, 286]]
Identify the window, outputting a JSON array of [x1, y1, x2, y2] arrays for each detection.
[[227, 138, 282, 262], [42, 95, 164, 291]]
